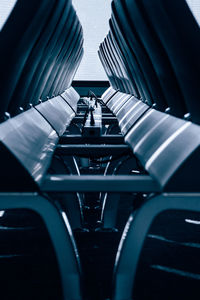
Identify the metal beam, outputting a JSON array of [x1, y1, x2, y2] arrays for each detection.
[[55, 144, 131, 157], [59, 134, 124, 144], [72, 116, 118, 125], [77, 112, 114, 117], [41, 175, 161, 192], [77, 105, 110, 113]]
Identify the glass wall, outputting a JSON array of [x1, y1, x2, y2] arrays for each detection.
[[72, 0, 111, 81], [0, 0, 17, 30], [186, 0, 200, 24]]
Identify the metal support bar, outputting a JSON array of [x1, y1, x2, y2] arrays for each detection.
[[77, 105, 109, 113], [55, 144, 131, 157], [41, 175, 161, 192], [59, 134, 124, 144], [73, 116, 118, 125], [77, 113, 114, 117], [102, 113, 114, 117]]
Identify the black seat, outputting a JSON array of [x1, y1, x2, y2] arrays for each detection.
[[112, 194, 200, 300], [111, 12, 150, 103], [109, 19, 140, 97], [98, 0, 200, 235], [8, 0, 72, 114], [0, 107, 84, 299], [0, 0, 83, 119], [27, 6, 76, 105], [124, 0, 187, 118], [140, 0, 200, 124], [43, 16, 82, 99], [98, 47, 118, 91], [0, 209, 63, 300], [0, 0, 58, 118], [106, 33, 127, 93], [101, 38, 123, 91], [112, 0, 167, 110], [101, 87, 119, 105], [0, 1, 85, 298]]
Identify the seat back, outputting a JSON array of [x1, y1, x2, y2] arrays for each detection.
[[0, 108, 58, 191], [124, 0, 187, 118], [140, 0, 200, 124], [35, 96, 75, 136], [112, 0, 167, 110], [0, 0, 83, 118], [112, 194, 200, 300], [0, 0, 58, 117]]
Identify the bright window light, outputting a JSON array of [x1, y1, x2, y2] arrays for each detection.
[[72, 0, 111, 81]]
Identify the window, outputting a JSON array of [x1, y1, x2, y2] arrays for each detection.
[[186, 0, 200, 25], [0, 0, 17, 30], [72, 0, 111, 81]]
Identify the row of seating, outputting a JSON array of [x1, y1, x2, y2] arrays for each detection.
[[0, 0, 86, 299], [98, 0, 200, 231], [100, 0, 200, 122], [98, 0, 200, 299], [99, 0, 200, 191], [0, 0, 200, 299]]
